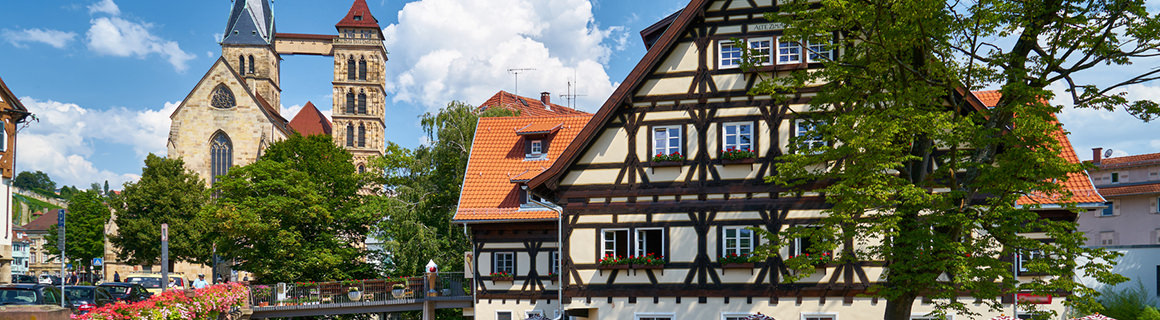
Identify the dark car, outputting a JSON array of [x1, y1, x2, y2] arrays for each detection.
[[11, 275, 36, 284], [64, 286, 113, 314], [0, 284, 72, 308], [97, 282, 152, 303]]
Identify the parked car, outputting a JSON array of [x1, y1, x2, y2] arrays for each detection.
[[37, 275, 61, 285], [97, 282, 152, 303], [11, 275, 36, 284], [124, 272, 189, 294], [0, 284, 72, 309], [64, 286, 113, 314]]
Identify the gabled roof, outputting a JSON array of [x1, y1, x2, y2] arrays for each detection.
[[288, 102, 332, 136], [640, 10, 682, 50], [477, 91, 589, 118], [168, 57, 291, 137], [453, 115, 592, 223], [515, 122, 563, 135], [222, 0, 275, 46], [1097, 182, 1160, 197], [336, 0, 381, 29], [0, 76, 28, 112], [1092, 152, 1160, 169], [22, 209, 61, 232]]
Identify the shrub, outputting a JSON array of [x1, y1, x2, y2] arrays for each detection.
[[1142, 307, 1160, 320], [75, 283, 248, 320], [1097, 281, 1159, 320]]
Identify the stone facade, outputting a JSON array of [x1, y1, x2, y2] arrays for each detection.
[[222, 45, 282, 110], [331, 28, 388, 170]]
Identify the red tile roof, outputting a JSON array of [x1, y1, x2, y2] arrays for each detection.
[[1098, 182, 1160, 197], [478, 91, 589, 117], [454, 115, 592, 222], [288, 102, 333, 136], [1095, 152, 1160, 169], [515, 122, 563, 135], [336, 0, 380, 29], [973, 90, 1002, 108], [22, 209, 62, 232]]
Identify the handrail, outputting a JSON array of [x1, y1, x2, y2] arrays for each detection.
[[248, 272, 469, 309]]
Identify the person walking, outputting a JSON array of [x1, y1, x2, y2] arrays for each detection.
[[112, 271, 120, 282], [192, 274, 209, 289]]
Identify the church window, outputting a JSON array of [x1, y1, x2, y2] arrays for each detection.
[[358, 91, 367, 114], [346, 124, 355, 147], [358, 165, 366, 174], [210, 84, 236, 109], [210, 132, 233, 185], [359, 58, 367, 80], [358, 124, 366, 147], [238, 55, 245, 74], [345, 91, 356, 114], [347, 57, 356, 80], [248, 55, 255, 74]]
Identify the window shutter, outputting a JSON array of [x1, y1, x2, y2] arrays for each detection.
[[524, 139, 531, 155], [519, 188, 527, 204]]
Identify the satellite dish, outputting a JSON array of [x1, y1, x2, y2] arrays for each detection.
[[1104, 149, 1114, 158]]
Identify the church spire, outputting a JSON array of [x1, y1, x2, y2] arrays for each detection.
[[222, 0, 275, 46]]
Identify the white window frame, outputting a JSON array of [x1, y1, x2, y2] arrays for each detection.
[[602, 229, 629, 258], [493, 252, 515, 274], [0, 121, 7, 151], [634, 227, 666, 258], [791, 225, 820, 257], [794, 119, 826, 153], [723, 313, 755, 320], [719, 40, 743, 68], [1099, 201, 1115, 217], [520, 189, 545, 208], [722, 226, 755, 256], [1017, 250, 1042, 273], [777, 37, 802, 64], [496, 311, 514, 320], [722, 122, 754, 153], [749, 37, 774, 66], [806, 35, 833, 62], [801, 313, 838, 320], [529, 140, 543, 156], [636, 313, 675, 320], [652, 125, 683, 157], [550, 251, 559, 275]]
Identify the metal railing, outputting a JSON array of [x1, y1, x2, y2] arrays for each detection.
[[248, 272, 468, 309]]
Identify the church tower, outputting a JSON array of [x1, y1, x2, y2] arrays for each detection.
[[221, 0, 281, 110], [332, 0, 387, 171]]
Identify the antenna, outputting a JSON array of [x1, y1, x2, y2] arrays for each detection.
[[508, 68, 536, 97], [1104, 149, 1114, 158], [559, 70, 586, 109]]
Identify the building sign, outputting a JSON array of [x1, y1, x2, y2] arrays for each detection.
[[1016, 293, 1052, 304], [751, 23, 783, 32]]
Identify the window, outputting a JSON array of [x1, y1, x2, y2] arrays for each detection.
[[530, 140, 542, 155], [248, 55, 255, 74], [1100, 231, 1115, 246], [520, 188, 544, 207], [720, 40, 742, 68], [353, 15, 363, 21], [238, 55, 245, 74], [636, 314, 674, 320], [358, 58, 368, 80], [1155, 197, 1160, 213], [807, 36, 833, 62], [345, 91, 356, 114], [357, 124, 366, 148], [722, 122, 753, 152], [346, 124, 355, 147], [1111, 172, 1120, 183], [794, 119, 826, 153], [210, 132, 232, 185], [652, 126, 682, 158], [1017, 250, 1042, 273], [724, 314, 756, 320], [357, 91, 367, 114], [749, 38, 773, 65], [802, 314, 837, 320], [497, 311, 513, 320], [778, 38, 802, 63], [602, 229, 629, 258], [1100, 201, 1115, 217], [550, 251, 559, 275], [347, 57, 356, 80], [791, 226, 826, 257], [210, 84, 236, 109], [493, 252, 514, 274], [722, 226, 754, 256], [0, 121, 7, 151], [635, 228, 665, 258], [358, 165, 366, 174]]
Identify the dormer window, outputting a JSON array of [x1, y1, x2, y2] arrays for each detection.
[[530, 140, 542, 156], [525, 138, 547, 160], [353, 15, 363, 21]]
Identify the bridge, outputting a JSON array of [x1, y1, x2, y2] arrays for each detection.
[[246, 272, 471, 319]]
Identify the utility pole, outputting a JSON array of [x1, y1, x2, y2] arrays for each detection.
[[508, 68, 536, 97], [57, 209, 65, 307], [161, 223, 169, 292]]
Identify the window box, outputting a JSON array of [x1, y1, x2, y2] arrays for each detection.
[[720, 158, 756, 165], [632, 264, 664, 270], [597, 264, 630, 270], [491, 272, 514, 282], [721, 262, 755, 269], [650, 160, 684, 167]]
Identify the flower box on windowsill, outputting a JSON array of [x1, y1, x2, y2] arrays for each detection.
[[650, 161, 684, 167], [598, 264, 630, 270], [632, 264, 664, 270], [491, 275, 514, 282], [721, 262, 755, 269], [720, 158, 756, 165]]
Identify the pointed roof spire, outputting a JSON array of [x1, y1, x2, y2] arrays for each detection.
[[336, 0, 380, 29], [288, 102, 333, 136], [223, 0, 275, 46]]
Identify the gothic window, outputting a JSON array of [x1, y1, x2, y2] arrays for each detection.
[[346, 124, 355, 147], [238, 55, 245, 74], [357, 90, 367, 114], [358, 124, 366, 147], [358, 58, 367, 80], [248, 55, 255, 74], [358, 165, 366, 174], [345, 91, 355, 114], [347, 57, 356, 80], [210, 84, 235, 109], [210, 132, 233, 185]]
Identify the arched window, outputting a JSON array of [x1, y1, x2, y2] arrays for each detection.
[[210, 132, 233, 185], [347, 57, 356, 80], [358, 124, 366, 147], [358, 165, 366, 174], [248, 55, 255, 74], [238, 55, 245, 74], [346, 124, 355, 147], [357, 90, 367, 114], [358, 58, 367, 80], [210, 84, 235, 109], [345, 90, 355, 114]]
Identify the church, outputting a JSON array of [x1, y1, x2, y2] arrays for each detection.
[[168, 0, 387, 185]]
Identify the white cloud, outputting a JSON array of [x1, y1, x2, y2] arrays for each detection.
[[382, 0, 622, 112], [1, 28, 78, 49], [281, 104, 304, 119], [88, 0, 120, 15], [1055, 83, 1160, 161], [16, 97, 178, 188], [86, 17, 196, 72]]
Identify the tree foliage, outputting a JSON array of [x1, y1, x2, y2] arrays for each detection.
[[111, 154, 211, 266], [200, 134, 378, 283], [369, 101, 516, 276], [14, 170, 56, 196], [746, 0, 1158, 319], [44, 190, 109, 275]]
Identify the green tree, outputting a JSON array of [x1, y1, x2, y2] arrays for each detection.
[[369, 101, 516, 276], [43, 190, 109, 277], [201, 134, 378, 283], [14, 170, 56, 195], [112, 154, 212, 266], [747, 1, 1157, 319]]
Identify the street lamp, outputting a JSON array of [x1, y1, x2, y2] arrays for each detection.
[[527, 194, 564, 320]]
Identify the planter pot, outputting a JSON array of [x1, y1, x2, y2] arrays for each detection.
[[348, 291, 362, 301], [633, 264, 664, 270], [720, 158, 756, 165], [650, 161, 684, 167], [392, 289, 407, 299], [597, 264, 630, 270], [721, 262, 755, 269], [258, 302, 269, 307], [492, 277, 514, 283]]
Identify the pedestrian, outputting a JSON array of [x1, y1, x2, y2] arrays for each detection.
[[113, 271, 120, 282], [192, 274, 209, 289], [69, 272, 78, 285]]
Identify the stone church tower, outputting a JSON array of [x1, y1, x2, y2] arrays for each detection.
[[222, 0, 281, 110], [331, 0, 387, 172]]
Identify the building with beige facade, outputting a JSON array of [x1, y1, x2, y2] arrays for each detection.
[[0, 76, 33, 283]]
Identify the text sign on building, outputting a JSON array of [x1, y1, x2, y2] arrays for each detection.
[[751, 23, 783, 32], [1016, 293, 1052, 304]]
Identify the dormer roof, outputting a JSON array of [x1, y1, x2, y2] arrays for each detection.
[[336, 0, 381, 29], [222, 0, 275, 46]]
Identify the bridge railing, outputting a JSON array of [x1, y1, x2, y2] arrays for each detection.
[[248, 272, 468, 308]]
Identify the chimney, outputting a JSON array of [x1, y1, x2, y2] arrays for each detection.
[[540, 92, 551, 107], [1093, 147, 1103, 165]]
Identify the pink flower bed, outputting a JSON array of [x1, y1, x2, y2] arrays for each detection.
[[73, 283, 249, 320]]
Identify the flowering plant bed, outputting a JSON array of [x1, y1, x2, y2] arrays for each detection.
[[630, 253, 665, 268], [721, 148, 755, 161], [651, 152, 685, 165], [73, 283, 248, 320], [719, 253, 755, 264], [787, 252, 834, 267], [490, 272, 514, 281]]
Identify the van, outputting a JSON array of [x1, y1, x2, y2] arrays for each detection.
[[123, 273, 190, 294]]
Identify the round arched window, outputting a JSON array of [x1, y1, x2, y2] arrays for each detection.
[[210, 84, 236, 109]]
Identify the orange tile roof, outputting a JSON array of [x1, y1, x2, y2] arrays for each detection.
[[288, 102, 333, 136], [1095, 152, 1160, 169], [478, 91, 589, 117], [1097, 182, 1160, 197], [454, 115, 592, 222], [973, 90, 1002, 108], [515, 122, 563, 135]]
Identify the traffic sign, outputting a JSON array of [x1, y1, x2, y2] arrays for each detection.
[[92, 258, 103, 266]]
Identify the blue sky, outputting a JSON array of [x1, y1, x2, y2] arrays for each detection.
[[0, 0, 1157, 188]]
